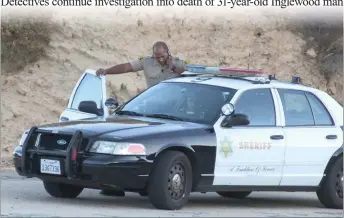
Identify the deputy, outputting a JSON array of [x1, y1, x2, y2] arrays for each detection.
[[96, 41, 189, 89], [95, 41, 190, 197]]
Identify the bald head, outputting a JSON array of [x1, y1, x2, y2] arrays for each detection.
[[153, 41, 169, 53], [152, 41, 170, 65]]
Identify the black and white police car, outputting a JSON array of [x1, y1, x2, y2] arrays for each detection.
[[13, 65, 343, 210]]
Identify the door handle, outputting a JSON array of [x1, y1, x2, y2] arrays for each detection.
[[326, 135, 337, 140], [270, 135, 284, 140], [60, 116, 69, 122]]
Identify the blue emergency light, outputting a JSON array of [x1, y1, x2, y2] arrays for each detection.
[[185, 64, 206, 70]]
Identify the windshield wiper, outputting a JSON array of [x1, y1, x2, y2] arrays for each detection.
[[145, 113, 184, 121], [115, 110, 144, 116]]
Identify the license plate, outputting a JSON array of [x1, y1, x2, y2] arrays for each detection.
[[40, 159, 61, 175]]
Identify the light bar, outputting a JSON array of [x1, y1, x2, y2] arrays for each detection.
[[219, 67, 265, 74], [184, 65, 220, 74], [183, 65, 268, 77], [219, 67, 267, 77]]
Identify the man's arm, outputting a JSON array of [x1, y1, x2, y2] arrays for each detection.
[[96, 57, 145, 76], [171, 65, 186, 75], [170, 56, 189, 75], [104, 63, 134, 75]]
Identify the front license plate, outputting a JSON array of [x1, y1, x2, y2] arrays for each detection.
[[40, 159, 61, 175]]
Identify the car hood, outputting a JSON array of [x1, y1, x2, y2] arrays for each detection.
[[37, 115, 209, 139]]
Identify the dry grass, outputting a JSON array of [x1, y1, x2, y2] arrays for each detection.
[[1, 16, 59, 75], [287, 19, 343, 81]]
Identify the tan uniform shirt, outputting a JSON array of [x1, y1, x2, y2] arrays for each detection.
[[129, 56, 189, 88]]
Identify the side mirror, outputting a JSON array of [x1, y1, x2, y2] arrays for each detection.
[[105, 98, 119, 109], [78, 101, 103, 116], [221, 113, 250, 128], [221, 103, 235, 116]]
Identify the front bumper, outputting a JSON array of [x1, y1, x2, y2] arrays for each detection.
[[13, 127, 152, 190]]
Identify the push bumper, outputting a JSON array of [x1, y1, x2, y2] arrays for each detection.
[[13, 127, 152, 190]]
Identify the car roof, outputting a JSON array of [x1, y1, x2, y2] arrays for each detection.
[[164, 75, 315, 92]]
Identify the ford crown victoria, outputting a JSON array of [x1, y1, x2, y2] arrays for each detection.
[[13, 66, 343, 210]]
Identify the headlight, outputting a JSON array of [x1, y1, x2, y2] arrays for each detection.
[[89, 141, 146, 155], [19, 130, 29, 146]]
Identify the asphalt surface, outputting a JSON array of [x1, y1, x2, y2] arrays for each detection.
[[1, 171, 342, 217]]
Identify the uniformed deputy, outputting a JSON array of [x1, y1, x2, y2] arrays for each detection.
[[96, 41, 189, 90], [95, 41, 190, 197]]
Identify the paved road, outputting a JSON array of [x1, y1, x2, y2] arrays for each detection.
[[1, 171, 342, 217]]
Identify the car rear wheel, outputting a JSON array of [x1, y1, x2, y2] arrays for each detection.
[[43, 181, 84, 198], [147, 150, 192, 210], [217, 191, 252, 199], [316, 156, 343, 209]]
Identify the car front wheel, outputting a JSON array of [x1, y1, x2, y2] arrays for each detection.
[[43, 181, 84, 198], [316, 156, 343, 209], [147, 150, 192, 210]]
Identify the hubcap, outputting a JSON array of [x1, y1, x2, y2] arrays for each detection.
[[168, 163, 186, 201], [335, 167, 343, 199], [172, 174, 182, 190]]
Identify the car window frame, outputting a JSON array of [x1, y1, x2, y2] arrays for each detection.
[[277, 88, 335, 127], [70, 73, 104, 111], [230, 87, 278, 128], [304, 91, 335, 126]]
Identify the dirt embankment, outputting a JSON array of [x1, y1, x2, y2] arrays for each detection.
[[1, 10, 342, 169]]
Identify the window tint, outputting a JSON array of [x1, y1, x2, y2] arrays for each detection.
[[305, 92, 333, 125], [278, 89, 314, 126], [71, 74, 103, 110], [234, 89, 276, 126]]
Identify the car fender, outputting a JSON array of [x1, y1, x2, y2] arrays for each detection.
[[324, 144, 343, 174], [319, 144, 343, 186], [154, 143, 195, 158], [331, 144, 343, 158]]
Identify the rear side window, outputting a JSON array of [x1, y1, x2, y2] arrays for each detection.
[[234, 88, 276, 126], [278, 89, 314, 126], [305, 92, 334, 125]]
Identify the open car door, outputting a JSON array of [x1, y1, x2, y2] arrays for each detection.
[[59, 69, 108, 122]]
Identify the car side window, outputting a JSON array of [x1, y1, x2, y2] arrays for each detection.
[[234, 88, 276, 126], [305, 92, 334, 125], [71, 73, 103, 110], [277, 89, 315, 126]]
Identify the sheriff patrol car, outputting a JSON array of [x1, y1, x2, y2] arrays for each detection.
[[13, 65, 343, 210]]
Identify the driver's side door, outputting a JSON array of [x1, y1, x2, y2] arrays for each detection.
[[59, 69, 108, 122]]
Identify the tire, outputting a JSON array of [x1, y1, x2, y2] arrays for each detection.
[[217, 191, 252, 199], [43, 181, 84, 198], [316, 156, 343, 209], [147, 150, 193, 210]]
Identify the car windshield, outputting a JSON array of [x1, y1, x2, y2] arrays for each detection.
[[113, 82, 237, 125]]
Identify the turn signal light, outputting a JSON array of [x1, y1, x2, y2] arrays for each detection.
[[128, 144, 146, 154]]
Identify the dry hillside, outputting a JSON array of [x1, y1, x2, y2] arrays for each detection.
[[1, 9, 343, 170]]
